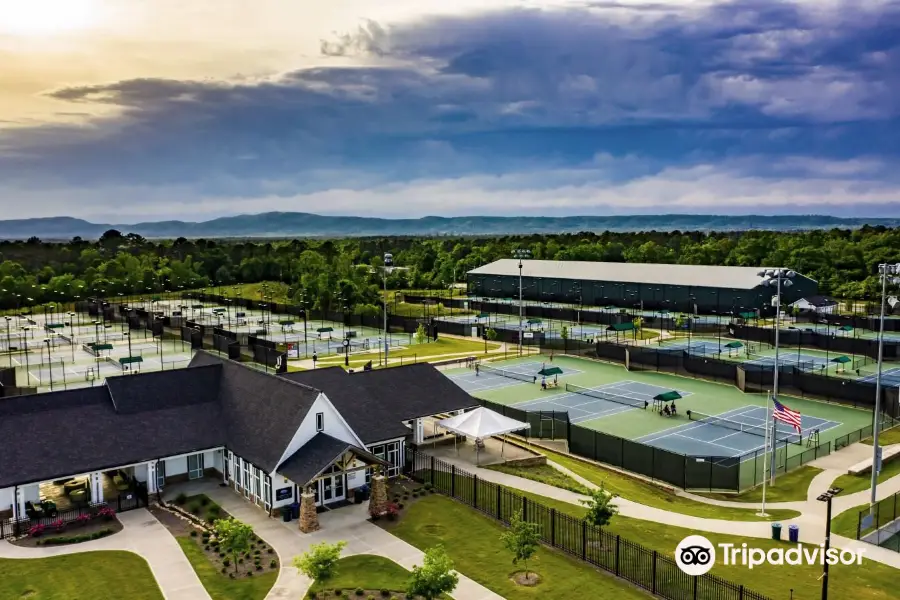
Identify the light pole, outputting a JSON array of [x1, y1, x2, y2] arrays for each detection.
[[383, 253, 393, 366], [870, 263, 900, 508], [513, 249, 531, 357], [759, 268, 795, 485], [44, 338, 53, 391], [3, 316, 11, 368], [817, 487, 843, 600]]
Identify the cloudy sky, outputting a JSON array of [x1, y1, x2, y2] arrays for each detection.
[[1, 0, 899, 221]]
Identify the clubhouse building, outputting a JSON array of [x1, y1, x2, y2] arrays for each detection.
[[0, 352, 477, 531]]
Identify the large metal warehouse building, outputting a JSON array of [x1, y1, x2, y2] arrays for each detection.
[[467, 259, 818, 315]]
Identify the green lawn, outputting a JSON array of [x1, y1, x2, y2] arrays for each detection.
[[484, 463, 591, 495], [832, 458, 900, 496], [385, 496, 651, 599], [512, 490, 898, 600], [314, 337, 501, 368], [696, 465, 822, 503], [863, 427, 900, 446], [177, 537, 277, 600], [0, 551, 164, 600], [310, 555, 418, 596], [520, 442, 801, 521]]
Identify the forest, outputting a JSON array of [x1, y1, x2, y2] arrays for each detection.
[[1, 227, 899, 313]]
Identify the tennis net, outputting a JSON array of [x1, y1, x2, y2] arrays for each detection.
[[104, 356, 123, 370], [565, 383, 647, 409], [689, 411, 801, 445], [478, 363, 534, 383], [82, 343, 99, 357]]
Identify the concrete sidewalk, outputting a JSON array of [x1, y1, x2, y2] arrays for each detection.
[[177, 481, 504, 600], [0, 509, 211, 600]]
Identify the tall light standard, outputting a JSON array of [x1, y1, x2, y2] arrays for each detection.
[[758, 268, 795, 486], [513, 249, 531, 357], [44, 338, 53, 391], [3, 316, 11, 368], [870, 263, 900, 508], [383, 253, 393, 366]]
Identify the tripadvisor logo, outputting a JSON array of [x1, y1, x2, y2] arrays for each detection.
[[675, 535, 864, 575]]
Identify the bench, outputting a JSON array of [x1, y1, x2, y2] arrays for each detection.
[[848, 444, 900, 476]]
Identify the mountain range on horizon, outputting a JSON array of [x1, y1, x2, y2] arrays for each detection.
[[0, 213, 898, 241]]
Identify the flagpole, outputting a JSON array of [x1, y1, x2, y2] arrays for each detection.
[[758, 390, 771, 517]]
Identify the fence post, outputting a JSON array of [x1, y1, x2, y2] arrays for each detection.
[[581, 520, 587, 560], [651, 550, 657, 594], [430, 455, 435, 485], [522, 495, 527, 521], [496, 485, 502, 519], [450, 465, 456, 497], [473, 475, 478, 508], [739, 584, 744, 600], [693, 574, 698, 600], [615, 535, 620, 576], [550, 508, 556, 546]]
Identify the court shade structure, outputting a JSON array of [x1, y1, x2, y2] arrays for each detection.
[[653, 391, 682, 402], [436, 407, 529, 463], [538, 366, 563, 376], [724, 341, 744, 349], [608, 322, 635, 332]]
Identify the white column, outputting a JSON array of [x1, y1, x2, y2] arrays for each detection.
[[222, 450, 228, 484], [414, 418, 425, 444], [15, 487, 25, 521], [147, 461, 158, 494], [92, 472, 104, 504]]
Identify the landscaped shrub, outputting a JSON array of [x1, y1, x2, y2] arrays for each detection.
[[368, 596, 375, 600], [267, 548, 273, 554], [334, 588, 342, 595], [223, 559, 230, 567], [307, 593, 317, 600], [256, 564, 263, 571], [238, 558, 244, 564], [247, 571, 253, 577], [74, 513, 92, 526], [219, 552, 226, 558], [50, 518, 65, 533], [204, 545, 210, 551], [424, 483, 433, 491], [190, 504, 201, 515], [190, 531, 198, 537], [397, 503, 404, 509], [175, 492, 188, 505], [229, 573, 235, 579], [355, 587, 364, 596], [380, 590, 390, 597], [97, 506, 116, 522], [37, 529, 113, 545], [221, 567, 227, 574], [270, 559, 277, 568], [199, 496, 210, 507], [28, 524, 46, 537]]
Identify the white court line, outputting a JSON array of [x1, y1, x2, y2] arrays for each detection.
[[665, 431, 752, 455]]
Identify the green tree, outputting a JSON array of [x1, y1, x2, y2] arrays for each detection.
[[415, 323, 428, 344], [580, 485, 619, 534], [213, 517, 254, 573], [407, 545, 459, 600], [292, 540, 347, 584], [500, 510, 541, 580], [560, 325, 569, 352]]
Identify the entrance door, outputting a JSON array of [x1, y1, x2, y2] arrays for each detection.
[[321, 474, 345, 504], [187, 453, 205, 480]]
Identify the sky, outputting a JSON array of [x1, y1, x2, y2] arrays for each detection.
[[0, 0, 899, 221]]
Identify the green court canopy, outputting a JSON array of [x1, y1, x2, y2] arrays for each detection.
[[738, 311, 756, 319], [538, 366, 563, 376], [527, 318, 543, 324], [654, 391, 683, 402], [317, 327, 334, 333], [119, 356, 143, 365], [607, 322, 635, 332], [839, 325, 854, 332], [830, 355, 852, 364], [724, 341, 744, 349], [278, 319, 295, 326], [478, 312, 491, 318]]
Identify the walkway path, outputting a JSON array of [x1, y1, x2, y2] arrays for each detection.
[[170, 481, 504, 600], [0, 509, 211, 600]]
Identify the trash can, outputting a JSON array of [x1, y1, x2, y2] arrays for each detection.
[[291, 502, 300, 519], [771, 523, 782, 541], [788, 525, 799, 543], [281, 506, 291, 523]]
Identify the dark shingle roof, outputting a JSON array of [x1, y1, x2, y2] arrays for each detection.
[[106, 364, 221, 414], [281, 363, 478, 443], [0, 385, 225, 488], [276, 432, 384, 486]]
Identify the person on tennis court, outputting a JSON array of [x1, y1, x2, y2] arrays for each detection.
[[663, 404, 671, 417], [670, 402, 677, 415], [541, 375, 547, 390], [475, 363, 480, 376]]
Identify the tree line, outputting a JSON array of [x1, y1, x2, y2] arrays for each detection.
[[1, 226, 899, 313]]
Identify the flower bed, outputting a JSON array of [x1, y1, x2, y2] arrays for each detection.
[[12, 507, 123, 548]]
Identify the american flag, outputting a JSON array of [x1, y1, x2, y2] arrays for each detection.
[[773, 399, 802, 433]]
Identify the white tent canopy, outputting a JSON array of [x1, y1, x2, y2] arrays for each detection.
[[437, 407, 529, 439]]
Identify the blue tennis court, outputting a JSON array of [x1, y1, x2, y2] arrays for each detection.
[[448, 360, 582, 393], [659, 340, 744, 357], [745, 353, 829, 370], [513, 380, 693, 424], [637, 405, 842, 458], [857, 367, 900, 387]]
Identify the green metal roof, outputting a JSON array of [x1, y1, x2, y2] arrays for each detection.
[[607, 322, 635, 332]]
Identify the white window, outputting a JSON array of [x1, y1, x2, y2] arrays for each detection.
[[188, 453, 205, 480], [234, 456, 242, 491], [316, 412, 324, 432], [263, 475, 272, 511], [226, 451, 233, 481], [254, 467, 262, 503], [243, 461, 251, 498]]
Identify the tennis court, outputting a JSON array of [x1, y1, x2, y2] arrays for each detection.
[[449, 360, 582, 393], [513, 380, 693, 424], [658, 339, 742, 356], [745, 352, 829, 370], [636, 405, 842, 458], [858, 366, 900, 387]]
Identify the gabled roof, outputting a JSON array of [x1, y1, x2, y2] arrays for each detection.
[[793, 295, 838, 307], [0, 385, 225, 488], [276, 432, 385, 487], [280, 363, 479, 443], [106, 364, 221, 414]]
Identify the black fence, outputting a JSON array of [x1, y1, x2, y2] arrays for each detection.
[[0, 492, 144, 540], [857, 489, 900, 552], [405, 449, 770, 600]]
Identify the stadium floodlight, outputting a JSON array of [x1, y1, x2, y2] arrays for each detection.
[[870, 263, 900, 509], [756, 268, 796, 513], [383, 253, 394, 366], [512, 249, 532, 357]]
